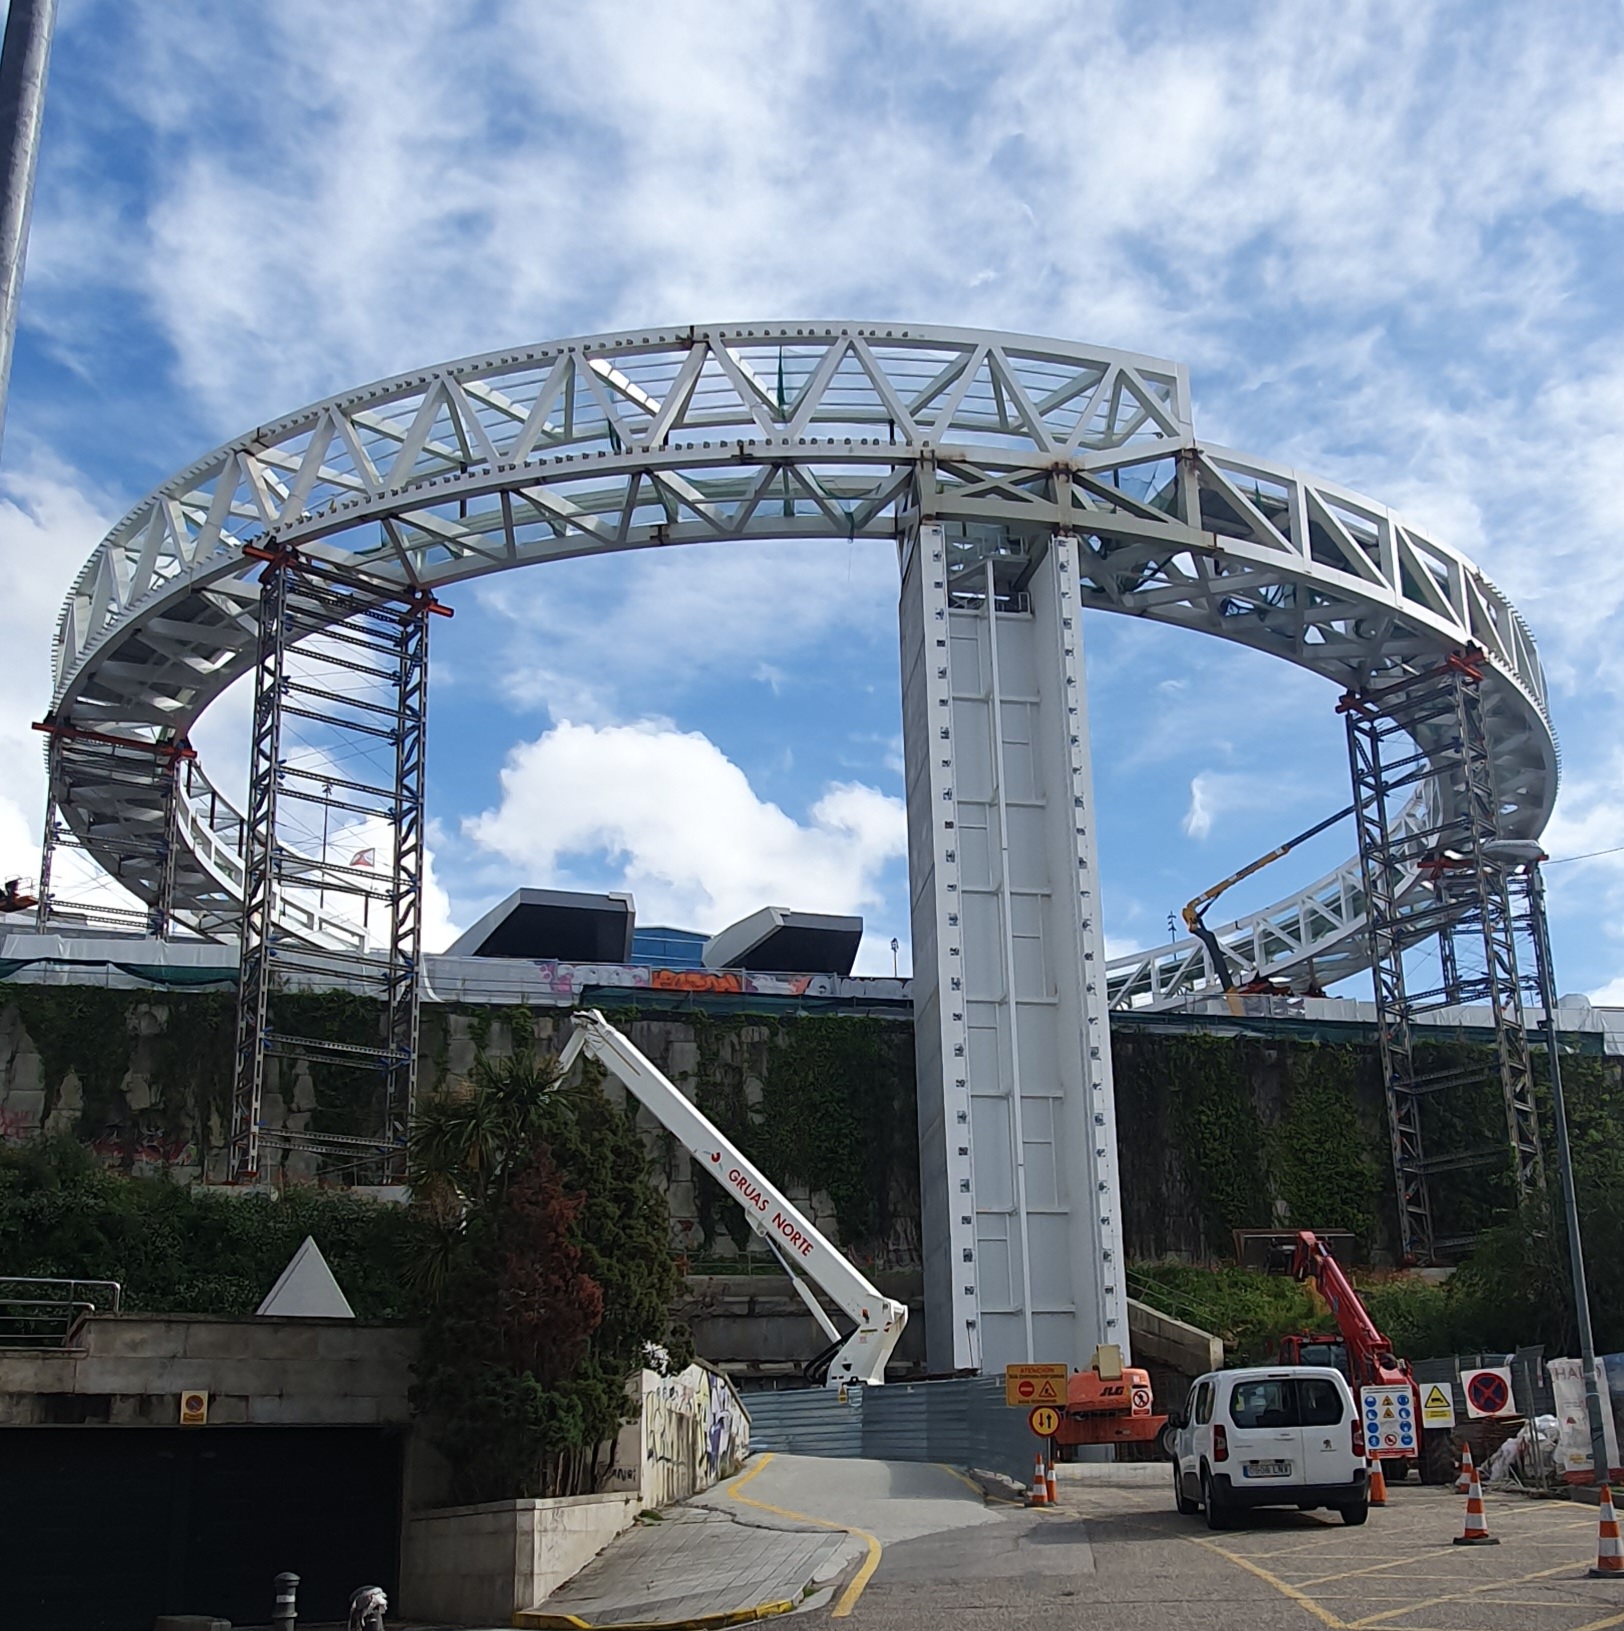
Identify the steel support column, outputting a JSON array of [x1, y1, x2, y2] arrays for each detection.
[[1342, 651, 1544, 1263], [903, 515, 1127, 1374], [230, 546, 444, 1183]]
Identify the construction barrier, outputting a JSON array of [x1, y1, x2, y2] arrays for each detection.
[[744, 1375, 1042, 1482]]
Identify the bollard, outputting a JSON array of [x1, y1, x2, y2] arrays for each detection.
[[273, 1572, 300, 1631]]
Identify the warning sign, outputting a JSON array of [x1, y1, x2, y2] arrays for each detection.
[[1421, 1381, 1456, 1428], [1361, 1386, 1416, 1456], [1028, 1405, 1062, 1437], [1005, 1363, 1068, 1407], [1463, 1366, 1514, 1419]]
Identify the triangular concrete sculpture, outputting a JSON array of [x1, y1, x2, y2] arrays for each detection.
[[256, 1235, 356, 1318]]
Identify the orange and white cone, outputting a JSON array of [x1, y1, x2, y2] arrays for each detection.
[[1029, 1453, 1048, 1506], [1045, 1458, 1058, 1506], [1455, 1442, 1475, 1495], [1589, 1485, 1624, 1579], [1453, 1452, 1499, 1546], [1367, 1453, 1388, 1507]]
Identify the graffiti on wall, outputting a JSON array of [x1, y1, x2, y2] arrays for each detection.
[[503, 959, 906, 1003], [639, 1361, 751, 1508]]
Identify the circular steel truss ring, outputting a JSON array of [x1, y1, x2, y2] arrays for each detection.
[[47, 322, 1557, 996]]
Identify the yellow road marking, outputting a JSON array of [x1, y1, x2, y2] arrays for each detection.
[[1293, 1551, 1443, 1587], [1569, 1609, 1624, 1631], [726, 1453, 884, 1620], [1351, 1561, 1578, 1626], [1191, 1537, 1349, 1629]]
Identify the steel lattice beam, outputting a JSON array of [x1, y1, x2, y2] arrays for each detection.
[[44, 323, 1557, 1009]]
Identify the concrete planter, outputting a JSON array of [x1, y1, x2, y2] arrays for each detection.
[[400, 1492, 641, 1624]]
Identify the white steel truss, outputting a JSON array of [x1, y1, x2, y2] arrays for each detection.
[[45, 323, 1555, 996]]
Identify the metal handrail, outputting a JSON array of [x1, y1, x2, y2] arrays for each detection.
[[0, 1276, 122, 1350]]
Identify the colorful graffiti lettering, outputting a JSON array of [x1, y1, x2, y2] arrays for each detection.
[[651, 969, 743, 994], [639, 1362, 750, 1507]]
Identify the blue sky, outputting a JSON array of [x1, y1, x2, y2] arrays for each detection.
[[3, 0, 1624, 993]]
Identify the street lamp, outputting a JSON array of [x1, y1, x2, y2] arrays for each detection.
[[1484, 837, 1611, 1484]]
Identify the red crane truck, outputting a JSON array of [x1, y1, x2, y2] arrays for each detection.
[[1276, 1229, 1441, 1482]]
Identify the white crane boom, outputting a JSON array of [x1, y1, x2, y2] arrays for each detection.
[[556, 1008, 908, 1387]]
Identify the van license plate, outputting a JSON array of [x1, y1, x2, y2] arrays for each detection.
[[1242, 1460, 1291, 1478]]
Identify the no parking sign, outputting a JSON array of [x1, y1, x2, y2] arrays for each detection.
[[1462, 1366, 1515, 1419]]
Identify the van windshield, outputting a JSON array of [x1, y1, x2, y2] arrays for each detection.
[[1228, 1377, 1345, 1429]]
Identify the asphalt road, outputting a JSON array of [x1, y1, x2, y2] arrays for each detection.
[[734, 1458, 1624, 1631]]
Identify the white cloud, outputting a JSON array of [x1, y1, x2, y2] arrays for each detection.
[[0, 455, 116, 879], [468, 536, 898, 723], [1180, 769, 1314, 844], [1588, 974, 1624, 1008], [1182, 776, 1216, 842], [12, 0, 1624, 1000], [463, 717, 906, 935]]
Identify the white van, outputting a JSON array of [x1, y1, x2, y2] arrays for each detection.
[[1172, 1366, 1368, 1528]]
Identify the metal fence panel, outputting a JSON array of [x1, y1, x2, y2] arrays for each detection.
[[740, 1386, 864, 1457], [748, 1377, 1037, 1482], [956, 1376, 1040, 1483], [863, 1379, 932, 1465]]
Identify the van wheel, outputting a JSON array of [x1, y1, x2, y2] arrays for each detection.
[[1340, 1498, 1369, 1526], [1201, 1469, 1231, 1530], [1174, 1461, 1199, 1516]]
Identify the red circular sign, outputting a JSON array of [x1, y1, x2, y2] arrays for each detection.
[[1467, 1371, 1510, 1415], [1017, 1380, 1035, 1399]]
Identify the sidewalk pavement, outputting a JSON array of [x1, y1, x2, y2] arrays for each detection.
[[515, 1500, 861, 1630]]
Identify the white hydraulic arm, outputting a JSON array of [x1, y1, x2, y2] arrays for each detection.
[[556, 1008, 908, 1387]]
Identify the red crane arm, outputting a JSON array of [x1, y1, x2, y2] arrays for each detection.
[[1289, 1229, 1397, 1372]]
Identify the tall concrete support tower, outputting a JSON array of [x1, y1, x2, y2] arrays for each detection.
[[902, 520, 1129, 1376]]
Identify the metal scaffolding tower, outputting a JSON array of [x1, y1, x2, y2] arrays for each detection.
[[1341, 650, 1544, 1264], [230, 545, 445, 1183], [33, 723, 188, 937]]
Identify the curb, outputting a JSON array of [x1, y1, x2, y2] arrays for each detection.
[[963, 1466, 1028, 1504], [515, 1600, 796, 1631]]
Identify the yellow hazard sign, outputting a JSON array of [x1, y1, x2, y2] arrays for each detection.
[[1421, 1381, 1456, 1427], [1028, 1405, 1062, 1437], [1005, 1363, 1068, 1407]]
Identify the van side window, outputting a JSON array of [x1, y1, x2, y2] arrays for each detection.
[[1194, 1381, 1214, 1425]]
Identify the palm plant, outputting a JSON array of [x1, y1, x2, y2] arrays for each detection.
[[406, 1049, 568, 1300]]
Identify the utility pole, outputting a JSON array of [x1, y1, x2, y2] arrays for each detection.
[[0, 0, 58, 463], [1486, 837, 1611, 1483]]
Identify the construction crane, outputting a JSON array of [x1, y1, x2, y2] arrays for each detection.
[[1181, 804, 1353, 1006], [1275, 1229, 1430, 1480], [556, 1009, 909, 1388]]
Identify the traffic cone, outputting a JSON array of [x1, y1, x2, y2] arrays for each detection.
[[1029, 1453, 1048, 1506], [1455, 1442, 1475, 1495], [1367, 1453, 1388, 1507], [1453, 1452, 1499, 1546], [1045, 1458, 1058, 1505], [1588, 1486, 1624, 1579]]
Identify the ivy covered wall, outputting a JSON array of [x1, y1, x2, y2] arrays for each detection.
[[1, 985, 1609, 1268]]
